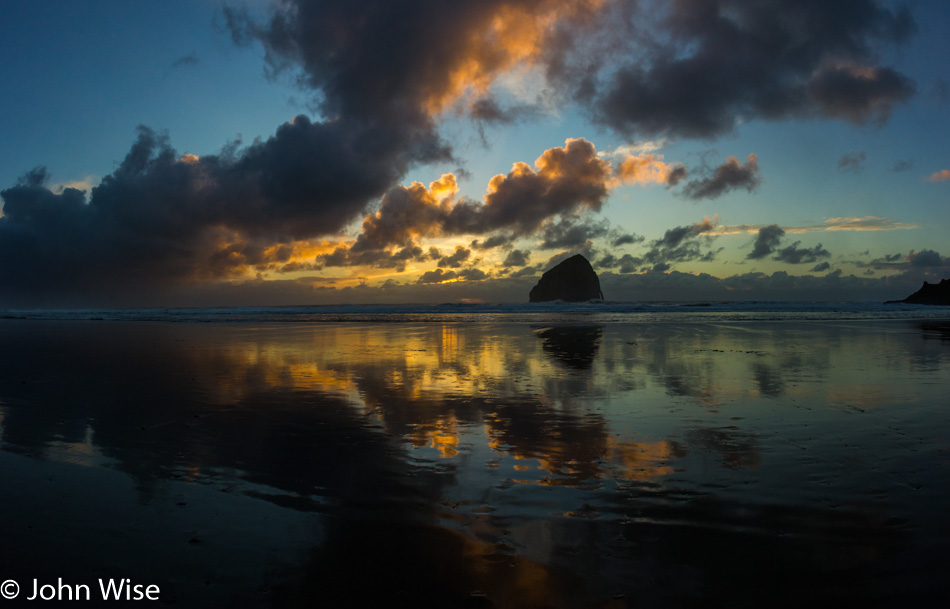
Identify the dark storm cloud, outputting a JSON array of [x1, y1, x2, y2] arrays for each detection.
[[469, 96, 540, 126], [654, 217, 718, 249], [579, 0, 916, 138], [666, 165, 688, 187], [472, 234, 515, 250], [773, 241, 831, 264], [680, 155, 761, 200], [838, 151, 867, 172], [470, 97, 515, 123], [503, 249, 531, 267], [611, 233, 644, 247], [0, 118, 445, 303], [418, 268, 457, 284], [599, 252, 643, 274], [460, 267, 488, 281], [617, 254, 640, 274], [908, 249, 948, 267], [807, 64, 915, 124], [437, 246, 472, 269], [510, 265, 541, 278], [860, 251, 909, 270], [417, 267, 487, 284], [319, 242, 430, 272], [224, 0, 590, 133], [748, 225, 785, 260], [633, 217, 720, 270], [539, 218, 609, 249], [233, 0, 916, 142]]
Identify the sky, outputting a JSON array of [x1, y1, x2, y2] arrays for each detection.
[[1, 0, 948, 307]]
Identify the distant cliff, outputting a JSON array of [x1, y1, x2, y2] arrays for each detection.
[[888, 278, 950, 305], [529, 255, 604, 302]]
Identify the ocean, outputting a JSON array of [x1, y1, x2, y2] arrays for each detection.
[[1, 304, 949, 607], [2, 300, 948, 323]]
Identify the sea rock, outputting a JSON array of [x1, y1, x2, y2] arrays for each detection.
[[889, 278, 950, 305], [529, 254, 604, 302]]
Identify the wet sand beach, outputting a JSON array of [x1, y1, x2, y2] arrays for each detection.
[[1, 318, 949, 607]]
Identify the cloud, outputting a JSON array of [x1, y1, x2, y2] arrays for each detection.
[[613, 154, 685, 187], [0, 117, 450, 303], [330, 138, 614, 264], [471, 234, 515, 250], [611, 233, 644, 247], [578, 0, 916, 138], [234, 0, 916, 141], [807, 63, 915, 125], [51, 175, 99, 194], [437, 245, 472, 269], [891, 159, 914, 173], [597, 140, 668, 158], [170, 52, 199, 70], [809, 261, 831, 273], [634, 216, 721, 270], [714, 216, 918, 237], [680, 155, 761, 200], [459, 267, 488, 281], [318, 242, 431, 272], [616, 254, 640, 274], [418, 268, 458, 284], [450, 138, 614, 235], [538, 218, 608, 249], [908, 249, 948, 267], [509, 265, 541, 279], [503, 249, 531, 267], [225, 0, 597, 123], [125, 263, 941, 307], [747, 225, 785, 260], [804, 217, 917, 232], [837, 151, 867, 172], [597, 252, 641, 274], [927, 169, 950, 182], [417, 266, 487, 284], [773, 241, 831, 264], [655, 216, 718, 249]]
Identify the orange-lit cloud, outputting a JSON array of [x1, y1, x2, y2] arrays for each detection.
[[205, 237, 343, 279], [424, 0, 606, 115], [613, 153, 685, 186], [335, 138, 614, 261], [927, 169, 950, 182]]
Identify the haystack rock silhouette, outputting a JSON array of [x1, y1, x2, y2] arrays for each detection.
[[888, 278, 950, 305], [529, 254, 604, 302]]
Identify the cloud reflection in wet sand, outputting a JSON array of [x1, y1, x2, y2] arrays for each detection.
[[1, 320, 949, 606]]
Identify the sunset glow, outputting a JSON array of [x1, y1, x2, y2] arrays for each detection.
[[0, 0, 947, 306]]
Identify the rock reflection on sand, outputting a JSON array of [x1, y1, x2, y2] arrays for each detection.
[[1, 319, 949, 607]]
